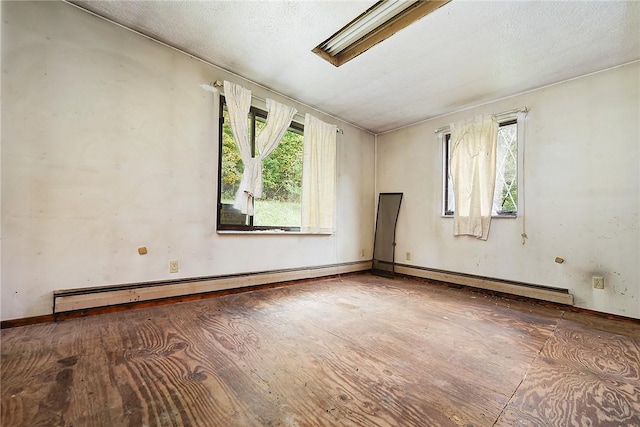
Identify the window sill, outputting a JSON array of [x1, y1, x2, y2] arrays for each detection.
[[441, 215, 518, 219], [217, 230, 333, 235]]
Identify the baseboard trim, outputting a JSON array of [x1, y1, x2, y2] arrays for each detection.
[[53, 261, 372, 314], [394, 263, 574, 306]]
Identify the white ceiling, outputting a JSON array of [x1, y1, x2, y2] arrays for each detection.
[[72, 0, 640, 134]]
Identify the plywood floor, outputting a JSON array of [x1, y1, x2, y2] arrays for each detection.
[[2, 274, 639, 426]]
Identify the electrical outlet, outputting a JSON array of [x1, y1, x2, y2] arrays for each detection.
[[593, 276, 604, 289], [406, 252, 411, 261], [169, 260, 179, 273]]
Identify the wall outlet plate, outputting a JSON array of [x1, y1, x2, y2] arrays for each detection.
[[593, 276, 604, 289], [169, 260, 179, 273]]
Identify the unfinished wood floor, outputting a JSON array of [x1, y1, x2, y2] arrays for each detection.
[[2, 274, 639, 427]]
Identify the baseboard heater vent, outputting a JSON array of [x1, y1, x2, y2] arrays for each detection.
[[395, 264, 574, 306], [53, 261, 372, 314]]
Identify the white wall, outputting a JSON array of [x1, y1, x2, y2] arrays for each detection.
[[0, 1, 376, 321], [3, 2, 637, 322], [377, 61, 640, 319]]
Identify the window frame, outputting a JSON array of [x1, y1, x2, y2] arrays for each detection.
[[217, 95, 304, 232], [442, 118, 519, 218]]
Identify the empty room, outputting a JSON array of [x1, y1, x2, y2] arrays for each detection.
[[1, 1, 639, 426]]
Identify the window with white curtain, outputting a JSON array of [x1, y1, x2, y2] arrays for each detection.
[[217, 79, 337, 233], [218, 96, 304, 231], [443, 119, 519, 217]]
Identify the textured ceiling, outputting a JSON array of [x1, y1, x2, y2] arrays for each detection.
[[72, 0, 640, 134]]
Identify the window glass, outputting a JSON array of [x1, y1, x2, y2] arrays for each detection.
[[444, 120, 518, 217], [444, 134, 454, 216], [492, 121, 518, 215], [218, 98, 303, 230], [254, 121, 303, 227], [220, 108, 243, 207]]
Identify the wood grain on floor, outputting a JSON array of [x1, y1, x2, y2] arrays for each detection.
[[495, 312, 640, 427], [2, 274, 638, 426]]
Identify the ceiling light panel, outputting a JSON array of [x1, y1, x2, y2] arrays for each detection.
[[313, 0, 451, 67]]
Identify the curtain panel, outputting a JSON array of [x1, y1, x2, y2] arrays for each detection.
[[223, 81, 297, 215], [450, 115, 498, 240], [301, 114, 337, 233]]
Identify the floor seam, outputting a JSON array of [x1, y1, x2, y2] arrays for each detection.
[[491, 310, 566, 426]]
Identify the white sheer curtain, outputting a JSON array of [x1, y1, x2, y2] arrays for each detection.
[[223, 81, 297, 215], [301, 114, 337, 233], [450, 114, 498, 240]]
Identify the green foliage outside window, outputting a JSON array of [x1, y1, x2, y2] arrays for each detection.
[[221, 111, 243, 202], [494, 123, 518, 215], [220, 103, 303, 228]]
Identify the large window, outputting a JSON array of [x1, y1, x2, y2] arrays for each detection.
[[443, 119, 518, 217], [218, 96, 304, 231]]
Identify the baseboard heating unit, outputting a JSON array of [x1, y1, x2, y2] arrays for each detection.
[[395, 263, 574, 306], [53, 261, 372, 314]]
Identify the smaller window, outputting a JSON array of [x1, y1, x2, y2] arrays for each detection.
[[443, 120, 518, 217]]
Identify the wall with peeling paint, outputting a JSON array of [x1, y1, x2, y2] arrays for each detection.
[[1, 2, 376, 320], [2, 1, 638, 321], [377, 61, 640, 319]]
